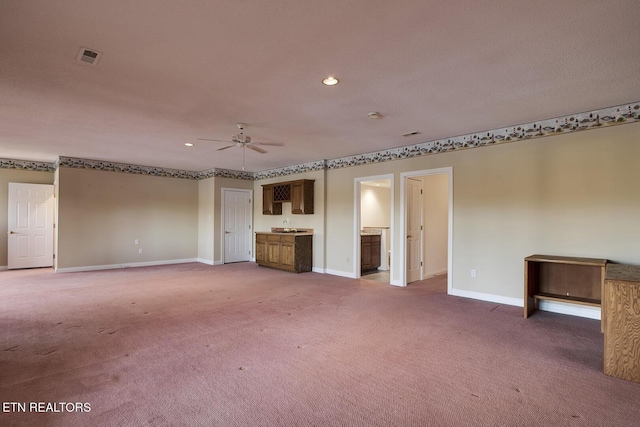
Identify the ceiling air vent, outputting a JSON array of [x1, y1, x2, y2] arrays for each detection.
[[76, 47, 102, 65], [402, 131, 421, 137]]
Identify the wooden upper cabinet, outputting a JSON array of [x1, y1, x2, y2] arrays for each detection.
[[262, 185, 282, 215], [262, 180, 314, 215], [291, 180, 314, 214], [262, 185, 274, 214]]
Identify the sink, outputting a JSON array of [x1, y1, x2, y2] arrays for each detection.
[[269, 227, 312, 234]]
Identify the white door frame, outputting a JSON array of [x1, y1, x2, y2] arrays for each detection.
[[406, 177, 424, 284], [221, 188, 253, 264], [399, 167, 453, 290], [7, 182, 55, 269], [354, 174, 394, 281]]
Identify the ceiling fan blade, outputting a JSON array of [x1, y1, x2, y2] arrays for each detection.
[[217, 144, 236, 151], [256, 141, 284, 146], [247, 144, 268, 154], [197, 138, 231, 143]]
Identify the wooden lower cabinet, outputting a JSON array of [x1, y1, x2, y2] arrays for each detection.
[[361, 234, 381, 272], [256, 233, 312, 273]]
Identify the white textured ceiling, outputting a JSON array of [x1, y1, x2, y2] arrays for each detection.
[[1, 0, 639, 172]]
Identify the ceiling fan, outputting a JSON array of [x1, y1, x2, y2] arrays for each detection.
[[197, 123, 284, 170]]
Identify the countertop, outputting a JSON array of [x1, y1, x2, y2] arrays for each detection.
[[256, 228, 314, 236]]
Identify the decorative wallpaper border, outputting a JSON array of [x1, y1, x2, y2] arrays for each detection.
[[196, 168, 254, 181], [3, 102, 638, 180], [54, 158, 255, 181], [253, 160, 326, 180], [57, 157, 201, 179], [0, 158, 56, 172], [325, 102, 640, 170]]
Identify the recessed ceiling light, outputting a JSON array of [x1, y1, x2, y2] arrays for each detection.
[[322, 76, 339, 86], [367, 112, 382, 119], [184, 142, 194, 147]]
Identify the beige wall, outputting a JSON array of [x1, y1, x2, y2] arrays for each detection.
[[254, 169, 326, 271], [56, 167, 198, 270], [422, 174, 448, 277], [361, 184, 391, 228], [0, 168, 55, 267], [326, 122, 640, 301], [198, 177, 215, 263], [6, 120, 639, 309]]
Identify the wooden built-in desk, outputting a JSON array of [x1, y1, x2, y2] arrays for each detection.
[[524, 255, 608, 321], [603, 264, 640, 383]]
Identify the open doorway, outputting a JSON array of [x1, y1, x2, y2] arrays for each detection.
[[355, 175, 393, 284], [400, 168, 452, 291]]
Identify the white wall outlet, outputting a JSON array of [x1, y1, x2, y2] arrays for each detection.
[[471, 269, 477, 278], [138, 248, 143, 254], [134, 239, 139, 245]]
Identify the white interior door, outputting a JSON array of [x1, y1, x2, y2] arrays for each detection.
[[406, 178, 423, 283], [223, 189, 252, 263], [8, 183, 54, 269]]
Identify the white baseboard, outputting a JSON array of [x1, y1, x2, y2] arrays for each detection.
[[448, 288, 601, 320], [213, 260, 224, 266], [55, 258, 199, 273], [0, 266, 7, 271], [538, 300, 601, 320], [312, 267, 325, 274], [325, 268, 357, 279], [424, 268, 447, 277], [197, 258, 215, 265], [448, 288, 523, 307]]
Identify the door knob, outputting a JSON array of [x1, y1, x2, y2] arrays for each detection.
[[8, 231, 16, 234]]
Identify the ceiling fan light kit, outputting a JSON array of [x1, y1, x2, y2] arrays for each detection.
[[196, 123, 284, 171]]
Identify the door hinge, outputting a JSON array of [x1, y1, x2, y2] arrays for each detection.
[[420, 189, 423, 194], [420, 261, 423, 266]]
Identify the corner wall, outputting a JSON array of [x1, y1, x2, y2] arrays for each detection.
[[198, 177, 215, 264]]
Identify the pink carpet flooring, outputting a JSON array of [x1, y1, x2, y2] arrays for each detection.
[[1, 263, 639, 426]]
